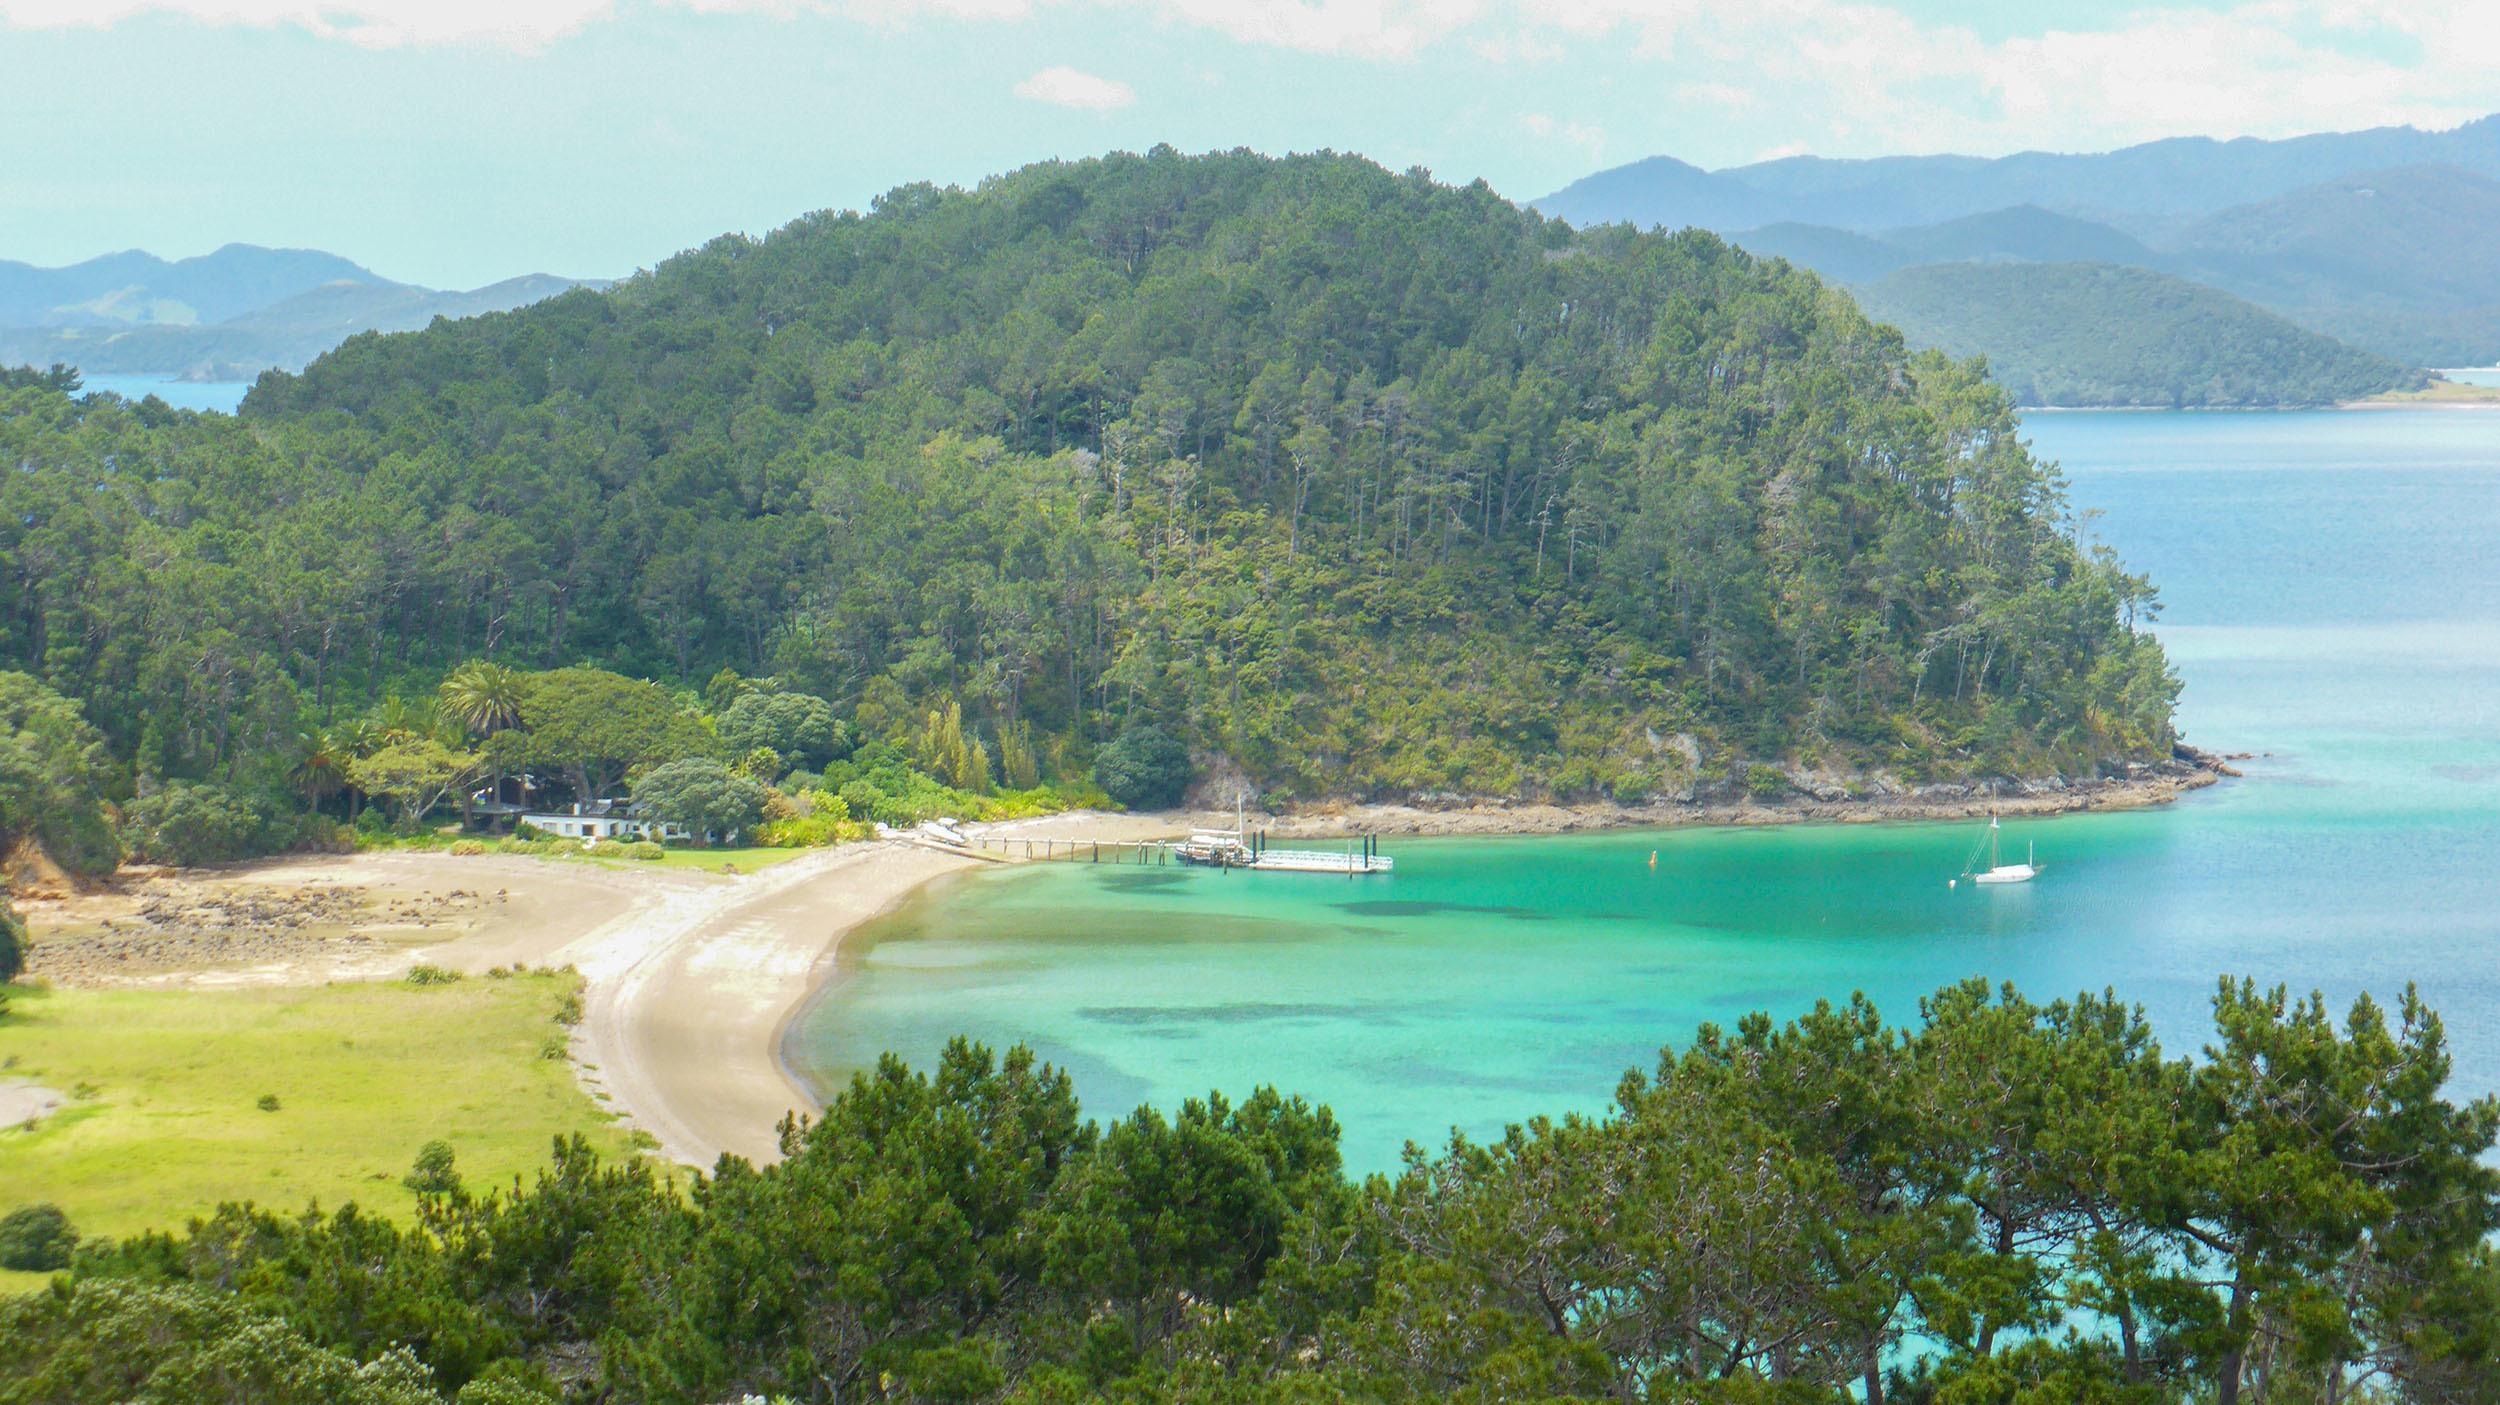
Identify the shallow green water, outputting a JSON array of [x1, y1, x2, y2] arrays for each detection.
[[788, 408, 2500, 1173]]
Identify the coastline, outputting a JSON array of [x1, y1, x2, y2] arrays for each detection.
[[1203, 751, 2232, 839], [611, 752, 2236, 1165], [13, 755, 2235, 1174]]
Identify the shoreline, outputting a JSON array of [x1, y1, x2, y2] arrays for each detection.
[[13, 756, 2234, 1173], [1200, 752, 2231, 839]]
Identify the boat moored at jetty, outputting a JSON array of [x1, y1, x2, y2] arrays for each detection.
[[1176, 826, 1394, 874]]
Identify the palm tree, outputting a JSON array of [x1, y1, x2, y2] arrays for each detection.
[[324, 719, 378, 820], [438, 661, 526, 737], [289, 729, 350, 812], [368, 694, 429, 746], [438, 661, 530, 820]]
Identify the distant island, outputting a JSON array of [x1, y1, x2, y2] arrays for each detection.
[[0, 244, 603, 382], [1536, 116, 2500, 405]]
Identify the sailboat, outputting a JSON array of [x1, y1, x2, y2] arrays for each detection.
[[1955, 810, 2039, 887]]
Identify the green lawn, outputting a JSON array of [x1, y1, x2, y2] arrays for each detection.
[[0, 974, 654, 1293], [621, 844, 812, 873]]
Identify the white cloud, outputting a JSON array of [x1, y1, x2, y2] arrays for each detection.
[[0, 0, 616, 48], [1148, 0, 1490, 60], [1520, 111, 1605, 158], [10, 0, 2500, 163], [1013, 64, 1136, 110]]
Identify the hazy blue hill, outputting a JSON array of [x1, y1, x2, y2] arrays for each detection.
[[224, 272, 601, 336], [2169, 165, 2500, 363], [0, 256, 599, 380], [0, 244, 391, 326], [1884, 205, 2162, 266], [1855, 262, 2420, 407], [1540, 122, 2500, 391], [1725, 223, 1909, 284], [1531, 154, 1779, 232], [1540, 115, 2500, 233], [1730, 206, 2158, 286]]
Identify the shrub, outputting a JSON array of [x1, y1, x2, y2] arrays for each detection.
[[624, 841, 664, 861], [449, 839, 487, 856], [719, 690, 844, 769], [552, 991, 583, 1026], [1093, 725, 1192, 810], [1746, 764, 1792, 799], [0, 1203, 77, 1271], [405, 963, 461, 986], [403, 1139, 459, 1196], [119, 780, 289, 867], [632, 758, 769, 841], [0, 672, 121, 880], [0, 896, 24, 985], [753, 792, 868, 847], [837, 779, 890, 825], [1610, 770, 1656, 806], [255, 1092, 281, 1111]]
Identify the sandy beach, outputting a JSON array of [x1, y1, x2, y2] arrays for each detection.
[[14, 817, 1187, 1169]]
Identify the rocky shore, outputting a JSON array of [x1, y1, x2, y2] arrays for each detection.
[[1197, 747, 2237, 840], [22, 877, 508, 984]]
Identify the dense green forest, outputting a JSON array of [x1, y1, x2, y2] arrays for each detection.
[[2, 149, 2178, 851], [8, 978, 2496, 1403], [1853, 263, 2420, 408]]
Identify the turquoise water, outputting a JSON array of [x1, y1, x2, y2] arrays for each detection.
[[788, 409, 2500, 1173], [76, 374, 252, 414]]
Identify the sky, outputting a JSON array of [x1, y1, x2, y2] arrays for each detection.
[[3, 1, 2498, 288]]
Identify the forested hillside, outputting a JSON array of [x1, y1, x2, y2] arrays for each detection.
[[1855, 262, 2420, 407], [2, 149, 2177, 830]]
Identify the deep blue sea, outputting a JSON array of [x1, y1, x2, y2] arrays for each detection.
[[790, 408, 2500, 1172]]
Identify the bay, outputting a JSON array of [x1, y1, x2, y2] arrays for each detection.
[[75, 374, 252, 414], [787, 407, 2500, 1173]]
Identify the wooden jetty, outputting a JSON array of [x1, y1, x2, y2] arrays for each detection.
[[965, 828, 1391, 874]]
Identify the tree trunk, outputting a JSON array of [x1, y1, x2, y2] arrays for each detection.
[[2216, 1276, 2251, 1405]]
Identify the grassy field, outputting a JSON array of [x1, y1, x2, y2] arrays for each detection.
[[2361, 378, 2500, 404], [0, 973, 654, 1294]]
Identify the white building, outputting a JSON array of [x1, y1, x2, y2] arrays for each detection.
[[515, 800, 695, 845]]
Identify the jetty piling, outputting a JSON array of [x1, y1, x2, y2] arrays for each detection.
[[965, 830, 1389, 873]]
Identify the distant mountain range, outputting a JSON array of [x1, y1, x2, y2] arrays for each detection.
[[1538, 118, 2500, 403], [0, 244, 604, 382]]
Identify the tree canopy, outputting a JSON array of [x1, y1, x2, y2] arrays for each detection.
[[0, 671, 120, 878], [19, 977, 2498, 1403], [1, 147, 2179, 844], [512, 670, 713, 802], [629, 758, 768, 840]]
